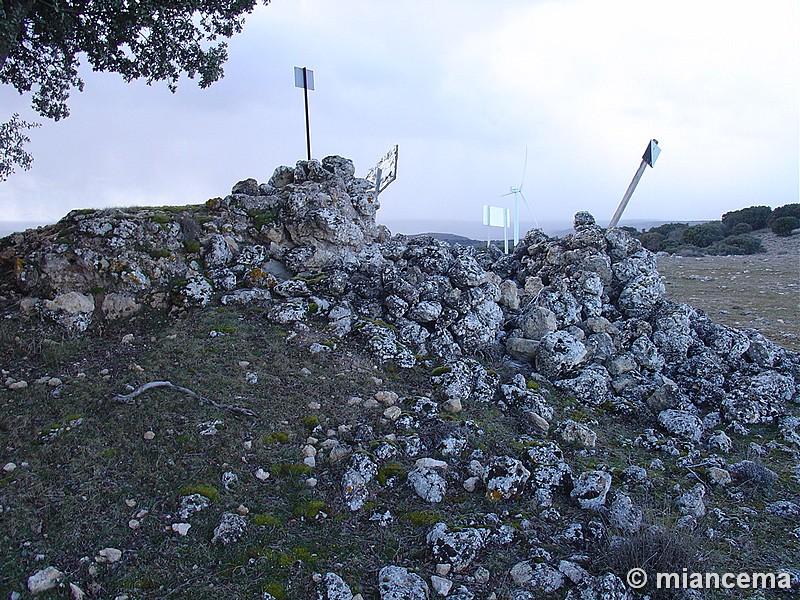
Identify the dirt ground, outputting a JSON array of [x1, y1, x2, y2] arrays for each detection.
[[657, 230, 799, 352]]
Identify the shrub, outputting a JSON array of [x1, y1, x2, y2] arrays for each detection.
[[639, 231, 665, 252], [680, 222, 724, 248], [771, 216, 800, 237], [771, 203, 800, 221], [721, 205, 772, 233], [730, 222, 752, 235], [600, 526, 702, 599], [707, 234, 764, 255]]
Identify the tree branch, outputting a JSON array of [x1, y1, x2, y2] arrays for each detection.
[[113, 380, 258, 419]]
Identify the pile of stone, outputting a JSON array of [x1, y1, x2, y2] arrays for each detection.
[[2, 156, 797, 433]]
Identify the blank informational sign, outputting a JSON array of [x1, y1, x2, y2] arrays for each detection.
[[294, 67, 314, 90], [366, 145, 399, 196], [483, 205, 508, 227]]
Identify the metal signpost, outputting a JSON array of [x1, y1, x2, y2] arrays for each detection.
[[294, 67, 315, 160], [608, 139, 661, 229], [366, 145, 399, 199], [483, 204, 511, 254]]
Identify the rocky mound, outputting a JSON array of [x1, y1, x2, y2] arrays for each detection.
[[3, 156, 796, 432], [1, 156, 799, 598]]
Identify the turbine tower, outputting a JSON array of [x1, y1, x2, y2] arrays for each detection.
[[502, 148, 539, 247]]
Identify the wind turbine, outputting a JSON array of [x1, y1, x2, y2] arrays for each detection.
[[502, 148, 539, 247]]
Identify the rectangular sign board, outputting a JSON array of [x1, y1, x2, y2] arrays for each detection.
[[294, 67, 315, 90], [483, 205, 508, 228], [366, 145, 399, 195]]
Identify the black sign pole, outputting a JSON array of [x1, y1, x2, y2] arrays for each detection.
[[302, 67, 312, 161]]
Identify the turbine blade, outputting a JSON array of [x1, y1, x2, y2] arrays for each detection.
[[520, 146, 528, 189], [519, 190, 539, 228]]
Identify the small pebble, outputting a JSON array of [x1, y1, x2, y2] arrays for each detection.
[[3, 462, 17, 473], [143, 431, 155, 441], [171, 523, 191, 536], [128, 519, 140, 530]]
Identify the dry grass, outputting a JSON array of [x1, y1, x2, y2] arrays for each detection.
[[658, 246, 799, 352]]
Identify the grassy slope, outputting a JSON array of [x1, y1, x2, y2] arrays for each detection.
[[0, 303, 798, 598]]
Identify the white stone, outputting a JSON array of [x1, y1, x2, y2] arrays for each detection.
[[255, 468, 270, 481], [143, 430, 155, 440], [430, 575, 452, 596], [414, 457, 448, 470], [383, 406, 402, 421], [96, 547, 122, 563], [69, 582, 87, 600], [3, 462, 17, 473], [442, 398, 463, 414], [172, 523, 191, 536], [27, 566, 63, 594]]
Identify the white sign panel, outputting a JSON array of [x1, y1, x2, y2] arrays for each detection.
[[366, 145, 399, 195], [294, 67, 315, 90], [483, 205, 508, 228]]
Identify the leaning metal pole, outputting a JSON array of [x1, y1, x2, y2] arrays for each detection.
[[608, 159, 648, 229]]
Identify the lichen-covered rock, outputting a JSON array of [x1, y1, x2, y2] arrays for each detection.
[[535, 330, 588, 379], [320, 572, 355, 600], [378, 566, 429, 600], [721, 371, 796, 424], [408, 466, 447, 503], [565, 574, 632, 600], [571, 470, 612, 511], [658, 409, 704, 442], [342, 453, 378, 511], [211, 512, 247, 545], [426, 522, 490, 572], [483, 456, 531, 502]]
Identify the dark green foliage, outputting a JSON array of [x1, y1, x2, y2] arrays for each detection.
[[0, 0, 270, 176], [730, 222, 752, 235], [639, 231, 665, 252], [707, 234, 764, 255], [680, 221, 724, 248], [0, 114, 40, 180], [771, 203, 800, 222], [721, 205, 772, 233], [771, 216, 800, 237]]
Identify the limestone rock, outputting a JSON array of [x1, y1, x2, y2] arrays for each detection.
[[483, 456, 530, 502], [378, 566, 430, 600], [658, 409, 703, 442], [27, 566, 64, 594], [426, 522, 490, 572], [342, 453, 378, 511], [321, 572, 355, 600], [408, 466, 447, 503], [211, 512, 247, 545], [571, 470, 612, 511]]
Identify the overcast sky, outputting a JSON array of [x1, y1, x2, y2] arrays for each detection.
[[1, 0, 797, 237]]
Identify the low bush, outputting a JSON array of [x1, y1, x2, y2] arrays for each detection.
[[771, 216, 800, 237], [600, 525, 702, 599], [680, 222, 725, 248]]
